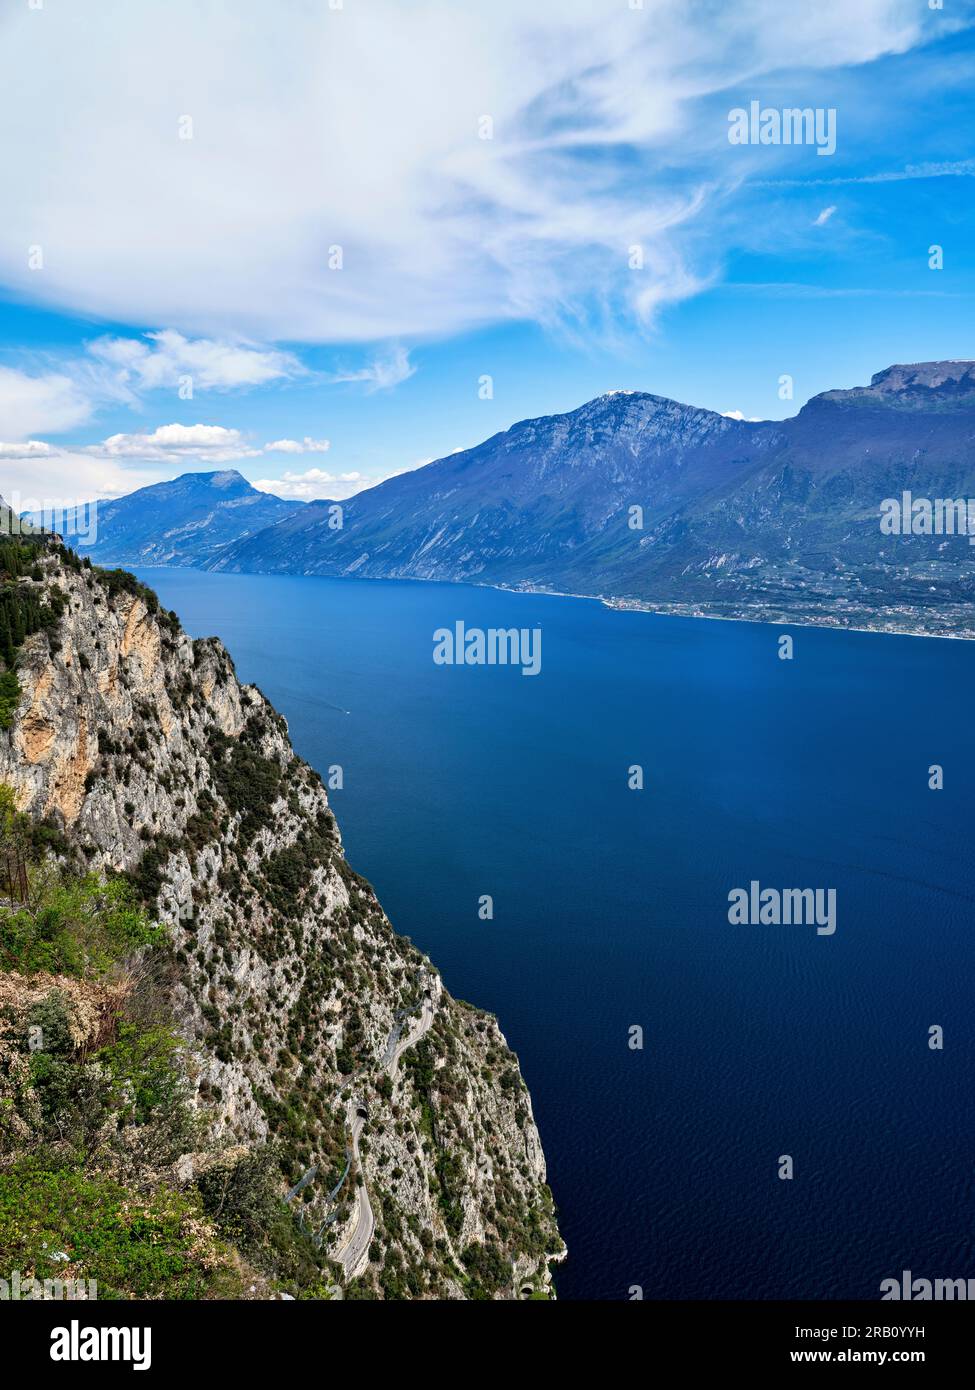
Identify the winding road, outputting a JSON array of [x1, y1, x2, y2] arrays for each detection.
[[331, 977, 438, 1279], [333, 1101, 374, 1277], [384, 990, 436, 1078]]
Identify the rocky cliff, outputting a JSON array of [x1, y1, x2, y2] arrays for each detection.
[[0, 532, 561, 1299]]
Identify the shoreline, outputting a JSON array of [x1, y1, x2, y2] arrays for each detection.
[[475, 581, 975, 642], [130, 562, 974, 642]]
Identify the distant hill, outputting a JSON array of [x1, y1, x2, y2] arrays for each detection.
[[39, 469, 302, 568]]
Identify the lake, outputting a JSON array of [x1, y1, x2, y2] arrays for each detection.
[[136, 569, 975, 1300]]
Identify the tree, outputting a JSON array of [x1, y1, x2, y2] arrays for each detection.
[[0, 782, 30, 904]]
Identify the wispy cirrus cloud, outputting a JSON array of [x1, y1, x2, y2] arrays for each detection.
[[0, 331, 307, 444], [755, 158, 975, 188], [0, 0, 956, 346], [325, 347, 416, 392], [724, 282, 960, 298]]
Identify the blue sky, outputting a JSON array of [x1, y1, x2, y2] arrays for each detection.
[[0, 0, 973, 505]]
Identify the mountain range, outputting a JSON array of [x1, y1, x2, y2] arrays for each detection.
[[31, 360, 975, 635]]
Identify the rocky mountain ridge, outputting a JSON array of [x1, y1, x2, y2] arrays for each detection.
[[60, 361, 975, 636], [206, 362, 975, 634]]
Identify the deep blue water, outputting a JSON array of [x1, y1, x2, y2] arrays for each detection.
[[136, 569, 975, 1301]]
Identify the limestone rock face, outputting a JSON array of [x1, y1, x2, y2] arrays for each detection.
[[0, 546, 562, 1299]]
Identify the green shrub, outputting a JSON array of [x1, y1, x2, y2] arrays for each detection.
[[461, 1239, 510, 1298], [0, 871, 165, 976], [125, 839, 173, 907], [0, 1156, 240, 1299], [195, 1147, 326, 1293], [208, 726, 283, 847], [97, 1022, 188, 1127]]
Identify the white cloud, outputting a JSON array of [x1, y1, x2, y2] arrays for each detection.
[[721, 409, 762, 421], [87, 330, 301, 391], [0, 450, 160, 507], [0, 1, 938, 343], [88, 422, 258, 462], [0, 366, 94, 439], [253, 468, 366, 501], [0, 440, 56, 458], [0, 331, 305, 445], [813, 205, 838, 226], [757, 159, 975, 189], [326, 347, 415, 392], [264, 437, 331, 454], [2, 419, 342, 499]]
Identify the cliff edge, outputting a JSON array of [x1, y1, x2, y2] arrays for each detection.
[[0, 528, 562, 1299]]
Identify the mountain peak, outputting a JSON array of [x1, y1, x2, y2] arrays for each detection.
[[178, 468, 249, 488], [66, 468, 301, 568], [571, 387, 725, 424], [868, 360, 975, 391], [812, 360, 975, 410]]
